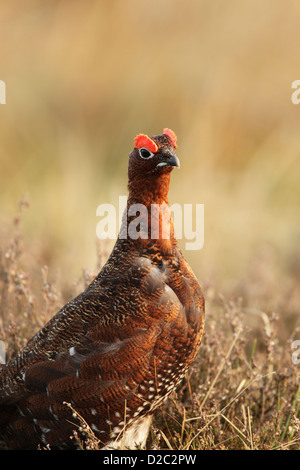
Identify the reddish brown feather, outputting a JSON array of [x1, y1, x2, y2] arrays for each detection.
[[0, 130, 204, 449]]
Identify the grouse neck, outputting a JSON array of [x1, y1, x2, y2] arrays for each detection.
[[125, 171, 176, 254], [127, 171, 171, 207]]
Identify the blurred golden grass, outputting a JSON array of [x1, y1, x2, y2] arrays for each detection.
[[0, 0, 299, 319], [0, 7, 299, 329]]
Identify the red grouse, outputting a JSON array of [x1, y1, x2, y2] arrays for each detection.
[[0, 129, 205, 449]]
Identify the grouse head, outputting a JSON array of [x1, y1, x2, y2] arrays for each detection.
[[125, 129, 180, 254], [128, 128, 180, 207]]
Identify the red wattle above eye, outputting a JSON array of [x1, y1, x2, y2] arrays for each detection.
[[134, 134, 158, 153], [163, 128, 178, 148]]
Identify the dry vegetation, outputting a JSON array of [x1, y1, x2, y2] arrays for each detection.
[[0, 203, 299, 450], [0, 0, 300, 450]]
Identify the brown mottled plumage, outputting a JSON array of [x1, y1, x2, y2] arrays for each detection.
[[0, 129, 205, 449]]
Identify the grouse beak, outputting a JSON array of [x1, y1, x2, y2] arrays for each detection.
[[156, 154, 180, 170]]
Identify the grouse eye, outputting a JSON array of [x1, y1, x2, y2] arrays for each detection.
[[139, 147, 154, 159]]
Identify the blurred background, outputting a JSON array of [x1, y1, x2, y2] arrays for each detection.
[[0, 0, 299, 336]]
